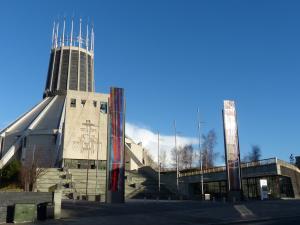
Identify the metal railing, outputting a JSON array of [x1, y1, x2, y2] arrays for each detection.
[[277, 159, 300, 172], [179, 157, 281, 177], [241, 157, 277, 169]]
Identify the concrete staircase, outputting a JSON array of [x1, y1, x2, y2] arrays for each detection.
[[36, 167, 177, 201], [36, 168, 106, 201], [125, 170, 177, 200]]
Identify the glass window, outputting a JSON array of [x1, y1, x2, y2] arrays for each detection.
[[100, 102, 108, 113], [280, 176, 294, 198], [70, 98, 76, 107], [93, 100, 97, 108], [81, 99, 86, 107]]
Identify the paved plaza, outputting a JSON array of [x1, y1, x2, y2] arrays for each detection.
[[11, 199, 298, 225]]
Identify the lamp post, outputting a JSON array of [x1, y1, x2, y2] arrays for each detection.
[[82, 120, 96, 198], [197, 108, 204, 199], [95, 143, 99, 195], [95, 108, 103, 196], [158, 132, 160, 193], [174, 120, 179, 193]]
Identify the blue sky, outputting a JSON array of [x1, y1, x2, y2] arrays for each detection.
[[0, 0, 300, 164]]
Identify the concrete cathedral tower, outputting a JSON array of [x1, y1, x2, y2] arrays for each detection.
[[44, 18, 95, 97], [0, 18, 131, 171]]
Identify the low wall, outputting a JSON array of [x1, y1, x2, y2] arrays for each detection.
[[0, 192, 54, 222], [0, 192, 53, 207]]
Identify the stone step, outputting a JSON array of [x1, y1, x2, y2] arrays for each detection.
[[70, 179, 106, 183], [36, 167, 176, 200]]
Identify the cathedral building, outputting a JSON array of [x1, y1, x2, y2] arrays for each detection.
[[0, 19, 144, 172]]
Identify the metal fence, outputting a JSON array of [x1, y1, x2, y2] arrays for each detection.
[[179, 157, 284, 177]]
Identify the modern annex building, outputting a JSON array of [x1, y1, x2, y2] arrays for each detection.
[[176, 100, 300, 200], [178, 158, 300, 199], [0, 19, 144, 173]]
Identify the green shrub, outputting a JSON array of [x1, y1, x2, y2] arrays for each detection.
[[1, 160, 21, 181]]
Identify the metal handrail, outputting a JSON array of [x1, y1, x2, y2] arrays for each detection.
[[277, 159, 300, 172], [179, 157, 280, 177]]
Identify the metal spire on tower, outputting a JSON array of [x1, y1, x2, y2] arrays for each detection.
[[90, 25, 94, 52], [92, 27, 94, 52], [62, 17, 66, 46], [55, 22, 59, 48], [86, 24, 89, 50], [66, 34, 69, 46], [79, 18, 82, 48], [50, 17, 94, 52], [70, 18, 74, 46], [51, 21, 56, 48]]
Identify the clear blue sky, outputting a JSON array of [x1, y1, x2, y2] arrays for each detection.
[[0, 0, 300, 164]]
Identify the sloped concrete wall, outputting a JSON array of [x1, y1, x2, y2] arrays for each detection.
[[280, 166, 300, 198]]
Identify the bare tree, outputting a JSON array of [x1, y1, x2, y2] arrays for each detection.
[[20, 147, 51, 191], [243, 145, 261, 162], [143, 149, 157, 169], [159, 149, 167, 171], [251, 145, 261, 161], [181, 145, 194, 169], [201, 130, 218, 169], [170, 146, 181, 169], [171, 144, 194, 170], [290, 154, 295, 165]]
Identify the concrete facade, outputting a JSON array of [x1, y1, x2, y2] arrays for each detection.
[[63, 90, 109, 162], [178, 158, 300, 199]]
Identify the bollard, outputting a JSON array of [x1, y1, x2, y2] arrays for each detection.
[[222, 197, 226, 203], [212, 197, 215, 202], [14, 203, 36, 223], [54, 190, 62, 219], [46, 204, 54, 219]]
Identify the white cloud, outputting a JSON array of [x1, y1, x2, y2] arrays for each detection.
[[125, 122, 198, 165]]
